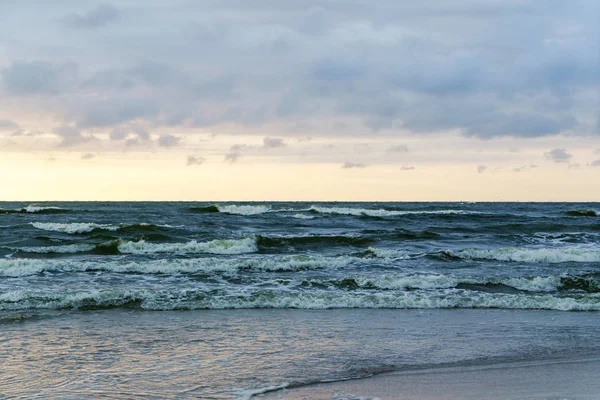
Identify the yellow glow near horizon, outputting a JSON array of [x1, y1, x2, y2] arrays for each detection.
[[1, 152, 599, 201]]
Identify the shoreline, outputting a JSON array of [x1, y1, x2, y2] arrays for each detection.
[[257, 356, 600, 399]]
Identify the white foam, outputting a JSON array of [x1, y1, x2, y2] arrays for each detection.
[[291, 213, 315, 220], [3, 286, 600, 311], [0, 254, 354, 277], [23, 205, 64, 213], [13, 244, 96, 254], [451, 247, 600, 263], [236, 383, 289, 400], [217, 205, 271, 215], [118, 237, 258, 255], [309, 206, 474, 217], [30, 222, 120, 234]]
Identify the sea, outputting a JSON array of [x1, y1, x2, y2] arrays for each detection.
[[1, 202, 600, 399]]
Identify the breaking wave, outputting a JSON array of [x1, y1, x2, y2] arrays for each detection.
[[1, 205, 70, 214], [308, 206, 480, 218], [188, 204, 271, 215], [445, 247, 600, 263], [0, 255, 355, 277], [30, 222, 178, 234], [117, 237, 258, 255], [2, 287, 600, 311]]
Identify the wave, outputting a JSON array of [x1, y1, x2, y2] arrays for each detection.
[[444, 247, 600, 263], [308, 206, 481, 218], [11, 244, 96, 254], [117, 237, 258, 255], [566, 210, 598, 217], [30, 222, 178, 234], [0, 255, 355, 277], [188, 204, 271, 215], [290, 213, 315, 220], [257, 235, 374, 248], [1, 205, 70, 214], [2, 287, 600, 311], [363, 247, 413, 259]]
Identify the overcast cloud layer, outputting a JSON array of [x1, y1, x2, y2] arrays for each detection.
[[1, 0, 598, 140], [0, 0, 599, 187]]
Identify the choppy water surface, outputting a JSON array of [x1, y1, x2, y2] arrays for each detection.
[[1, 202, 600, 398]]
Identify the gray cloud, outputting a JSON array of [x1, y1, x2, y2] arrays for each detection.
[[342, 161, 367, 169], [225, 152, 242, 163], [400, 165, 415, 170], [157, 134, 181, 148], [0, 0, 597, 146], [0, 120, 18, 130], [53, 126, 90, 147], [477, 165, 487, 173], [513, 164, 538, 173], [81, 153, 96, 160], [591, 159, 600, 167], [386, 144, 409, 153], [1, 61, 78, 96], [65, 3, 119, 28], [187, 155, 205, 166], [544, 148, 573, 163], [262, 137, 286, 149]]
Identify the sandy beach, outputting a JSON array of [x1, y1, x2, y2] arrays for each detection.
[[259, 357, 600, 400]]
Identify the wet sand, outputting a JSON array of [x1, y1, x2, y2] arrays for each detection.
[[259, 357, 600, 400]]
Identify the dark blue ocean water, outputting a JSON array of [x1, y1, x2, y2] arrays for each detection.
[[1, 202, 599, 312], [1, 202, 600, 399]]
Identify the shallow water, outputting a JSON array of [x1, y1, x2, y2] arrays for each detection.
[[2, 309, 600, 399]]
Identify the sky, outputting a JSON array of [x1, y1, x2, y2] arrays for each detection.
[[0, 0, 599, 201]]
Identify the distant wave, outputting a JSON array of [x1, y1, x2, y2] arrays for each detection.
[[0, 205, 70, 214], [2, 286, 600, 311], [188, 204, 271, 215], [443, 247, 600, 263], [566, 210, 598, 217], [257, 235, 374, 248], [30, 222, 179, 234], [308, 206, 482, 218]]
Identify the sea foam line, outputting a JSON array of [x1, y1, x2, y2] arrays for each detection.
[[2, 288, 600, 311], [448, 247, 600, 263]]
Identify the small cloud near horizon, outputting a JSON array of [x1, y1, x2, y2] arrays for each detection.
[[342, 161, 367, 169], [544, 148, 572, 163], [187, 155, 205, 166]]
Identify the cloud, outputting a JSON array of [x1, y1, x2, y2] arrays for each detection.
[[65, 3, 119, 28], [386, 144, 409, 153], [225, 152, 243, 163], [400, 165, 415, 170], [513, 164, 538, 173], [53, 126, 90, 147], [477, 165, 487, 173], [157, 134, 181, 148], [262, 136, 286, 149], [0, 120, 18, 130], [342, 161, 367, 169], [591, 159, 600, 167], [0, 0, 598, 153], [1, 61, 78, 96], [187, 155, 205, 166], [544, 148, 573, 163], [81, 153, 96, 160]]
